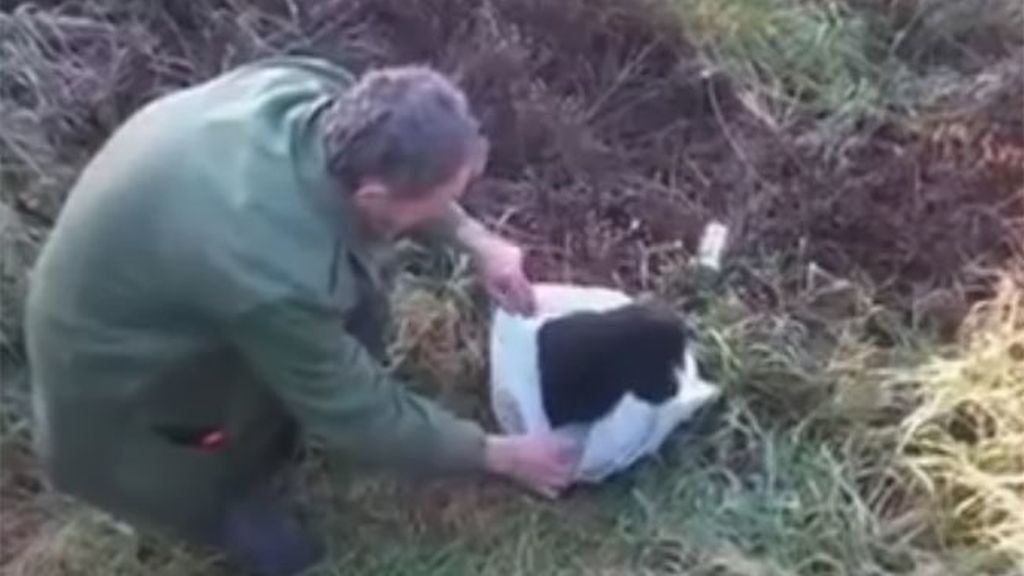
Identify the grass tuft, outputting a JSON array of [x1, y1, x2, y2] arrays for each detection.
[[676, 0, 890, 138], [386, 241, 492, 423], [889, 269, 1024, 572], [4, 510, 224, 576]]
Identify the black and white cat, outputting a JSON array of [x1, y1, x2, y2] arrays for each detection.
[[488, 283, 721, 482]]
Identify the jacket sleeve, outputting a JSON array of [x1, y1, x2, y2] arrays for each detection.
[[411, 202, 472, 247], [224, 296, 487, 473]]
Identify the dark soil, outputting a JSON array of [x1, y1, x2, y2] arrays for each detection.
[[4, 0, 1019, 316]]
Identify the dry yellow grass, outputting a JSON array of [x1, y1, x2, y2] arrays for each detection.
[[889, 268, 1024, 572]]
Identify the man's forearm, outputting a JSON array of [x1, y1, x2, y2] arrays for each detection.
[[441, 202, 538, 316], [229, 298, 489, 473], [413, 202, 483, 250], [444, 203, 498, 255]]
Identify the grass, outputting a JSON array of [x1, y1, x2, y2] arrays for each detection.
[[0, 203, 39, 365], [321, 259, 1022, 576], [386, 242, 491, 406], [890, 270, 1024, 572], [674, 0, 1024, 144], [13, 256, 1023, 576], [677, 0, 889, 138]]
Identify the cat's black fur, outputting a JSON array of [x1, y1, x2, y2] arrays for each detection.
[[536, 301, 690, 427]]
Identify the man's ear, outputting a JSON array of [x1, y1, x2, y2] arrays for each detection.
[[352, 180, 392, 210]]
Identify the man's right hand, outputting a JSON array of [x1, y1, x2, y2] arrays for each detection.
[[484, 433, 578, 498]]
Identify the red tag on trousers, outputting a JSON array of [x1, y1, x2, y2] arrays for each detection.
[[198, 429, 226, 449]]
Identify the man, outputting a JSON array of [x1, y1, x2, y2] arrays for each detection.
[[24, 56, 576, 575]]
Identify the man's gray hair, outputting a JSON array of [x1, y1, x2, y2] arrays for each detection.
[[322, 65, 483, 198]]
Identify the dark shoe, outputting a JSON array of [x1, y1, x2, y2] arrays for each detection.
[[216, 491, 326, 576]]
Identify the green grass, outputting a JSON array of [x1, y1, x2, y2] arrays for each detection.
[[676, 0, 891, 139], [673, 0, 1024, 144], [10, 257, 1021, 575], [309, 260, 1023, 576]]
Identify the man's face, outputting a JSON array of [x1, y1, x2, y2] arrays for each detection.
[[353, 142, 487, 239]]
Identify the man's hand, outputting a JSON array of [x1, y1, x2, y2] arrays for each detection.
[[484, 433, 578, 498], [448, 205, 537, 316], [472, 236, 537, 316]]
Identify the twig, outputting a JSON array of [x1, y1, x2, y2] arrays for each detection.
[[706, 70, 764, 183]]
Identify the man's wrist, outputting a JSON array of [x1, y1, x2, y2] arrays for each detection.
[[483, 434, 512, 476]]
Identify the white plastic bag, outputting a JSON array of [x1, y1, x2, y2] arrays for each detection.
[[488, 283, 722, 483]]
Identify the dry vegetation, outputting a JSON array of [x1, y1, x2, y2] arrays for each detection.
[[1, 0, 1022, 574]]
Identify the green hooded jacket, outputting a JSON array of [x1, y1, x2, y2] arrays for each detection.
[[24, 56, 486, 540]]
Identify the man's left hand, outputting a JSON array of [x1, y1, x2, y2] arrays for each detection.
[[445, 204, 537, 316], [473, 236, 537, 316]]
